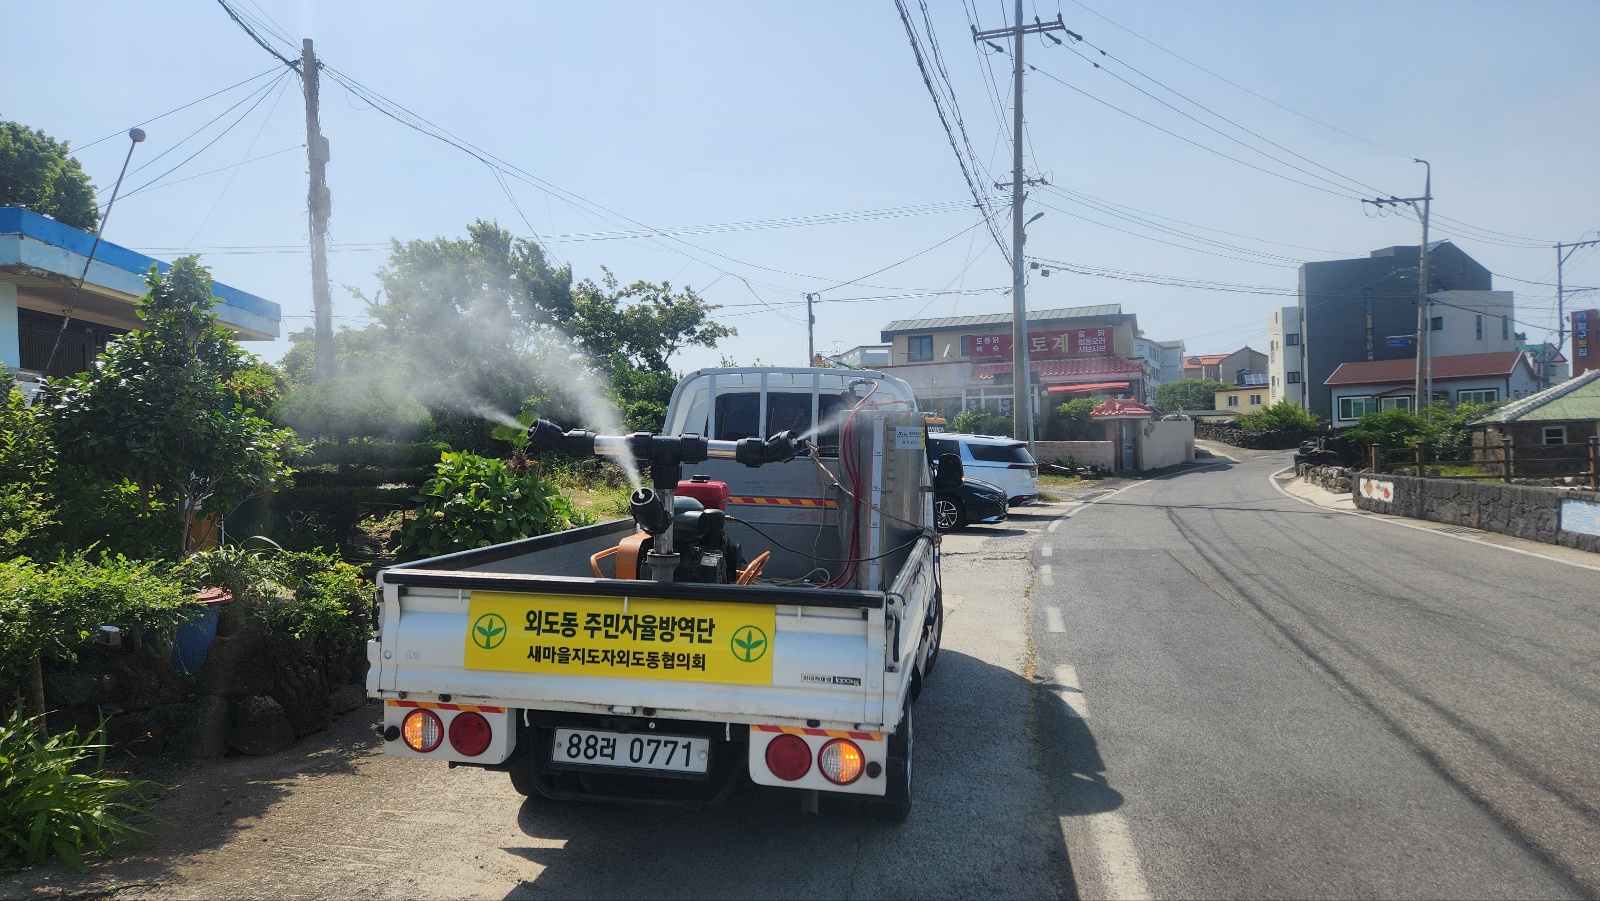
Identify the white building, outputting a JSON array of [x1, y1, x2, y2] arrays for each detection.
[[1133, 337, 1185, 406], [1426, 291, 1517, 357], [1267, 305, 1304, 407]]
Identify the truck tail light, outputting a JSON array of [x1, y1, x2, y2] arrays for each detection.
[[448, 711, 492, 757], [401, 709, 443, 752], [765, 734, 811, 781], [817, 738, 865, 785], [1008, 463, 1039, 474]]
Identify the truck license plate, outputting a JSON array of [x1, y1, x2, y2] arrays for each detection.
[[550, 728, 709, 774]]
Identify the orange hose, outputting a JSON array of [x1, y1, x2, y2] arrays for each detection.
[[590, 546, 620, 579], [736, 551, 772, 585]]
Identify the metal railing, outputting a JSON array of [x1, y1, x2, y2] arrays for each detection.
[[1367, 436, 1600, 487]]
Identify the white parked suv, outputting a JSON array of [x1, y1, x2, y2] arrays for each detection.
[[926, 432, 1039, 506]]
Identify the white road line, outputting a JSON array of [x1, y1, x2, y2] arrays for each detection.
[[1039, 564, 1054, 586], [1048, 518, 1062, 533], [1075, 811, 1153, 901], [1046, 606, 1065, 633], [1041, 544, 1053, 557], [1053, 664, 1087, 718]]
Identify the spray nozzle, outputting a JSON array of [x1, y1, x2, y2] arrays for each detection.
[[527, 418, 596, 458], [734, 430, 810, 468], [629, 487, 672, 535]]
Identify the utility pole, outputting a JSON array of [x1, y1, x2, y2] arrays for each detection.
[[974, 5, 1068, 449], [806, 293, 816, 366], [1361, 160, 1431, 415], [302, 39, 334, 381], [1554, 237, 1600, 386]]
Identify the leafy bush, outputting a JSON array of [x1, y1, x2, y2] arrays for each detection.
[[0, 388, 55, 558], [1234, 401, 1324, 433], [271, 376, 432, 442], [1050, 398, 1100, 440], [0, 709, 152, 874], [0, 556, 197, 715], [950, 409, 1013, 437], [395, 451, 576, 560], [1343, 408, 1433, 449], [176, 547, 372, 651]]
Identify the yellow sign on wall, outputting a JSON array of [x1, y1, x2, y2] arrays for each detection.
[[463, 592, 775, 686]]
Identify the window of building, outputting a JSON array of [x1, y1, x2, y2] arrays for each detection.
[[1476, 315, 1483, 340], [1226, 395, 1240, 407], [1339, 396, 1376, 420], [958, 335, 977, 358], [1379, 396, 1412, 412], [1457, 388, 1498, 405], [1285, 333, 1300, 346], [1287, 371, 1302, 384], [908, 335, 933, 362], [1271, 375, 1279, 388], [1543, 426, 1567, 445], [1431, 316, 1444, 331], [1270, 340, 1277, 352], [1249, 393, 1262, 405], [1502, 315, 1509, 340]]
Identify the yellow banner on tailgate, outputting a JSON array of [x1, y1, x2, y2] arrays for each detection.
[[463, 592, 775, 686]]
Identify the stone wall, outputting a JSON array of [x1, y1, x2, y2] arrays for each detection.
[[1297, 463, 1353, 493], [1196, 423, 1327, 450], [1034, 439, 1114, 470], [1346, 471, 1600, 554]]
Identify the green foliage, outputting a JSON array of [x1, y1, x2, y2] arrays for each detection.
[[176, 547, 372, 650], [271, 375, 431, 442], [1050, 398, 1099, 440], [395, 451, 575, 560], [0, 388, 56, 558], [950, 409, 1013, 436], [1234, 400, 1324, 433], [0, 121, 99, 232], [0, 556, 197, 689], [1424, 399, 1503, 447], [0, 709, 152, 874], [604, 365, 677, 433], [1343, 408, 1432, 449], [1155, 379, 1229, 413], [43, 258, 303, 557]]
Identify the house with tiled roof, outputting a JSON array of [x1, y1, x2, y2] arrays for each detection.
[[877, 304, 1142, 423], [1323, 350, 1541, 426], [1471, 367, 1600, 457]]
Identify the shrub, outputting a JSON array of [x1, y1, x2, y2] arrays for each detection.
[[1155, 378, 1229, 413], [0, 709, 153, 874], [176, 547, 372, 651], [0, 388, 55, 558], [1050, 398, 1099, 440], [950, 409, 1013, 437], [395, 451, 576, 560], [1343, 408, 1433, 450], [1234, 401, 1324, 433]]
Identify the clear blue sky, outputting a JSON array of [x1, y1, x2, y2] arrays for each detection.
[[5, 1, 1597, 371]]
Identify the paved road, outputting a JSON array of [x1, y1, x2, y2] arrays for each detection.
[[12, 458, 1597, 899], [1038, 452, 1597, 899]]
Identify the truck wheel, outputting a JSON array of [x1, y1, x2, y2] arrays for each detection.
[[508, 765, 539, 798], [922, 589, 944, 679], [874, 704, 913, 823]]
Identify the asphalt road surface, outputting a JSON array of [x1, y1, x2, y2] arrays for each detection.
[[9, 456, 1597, 899]]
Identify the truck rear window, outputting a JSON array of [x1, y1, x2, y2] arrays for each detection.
[[713, 393, 847, 452], [966, 443, 1035, 465]]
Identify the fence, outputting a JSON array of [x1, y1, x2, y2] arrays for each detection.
[[1367, 435, 1600, 487]]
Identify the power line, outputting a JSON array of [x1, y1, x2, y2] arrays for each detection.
[[117, 144, 304, 201], [814, 206, 1008, 294], [115, 70, 294, 201], [70, 68, 282, 154], [214, 0, 300, 70], [1044, 184, 1361, 256], [183, 72, 295, 248]]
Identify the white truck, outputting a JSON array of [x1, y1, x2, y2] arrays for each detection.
[[366, 368, 959, 820]]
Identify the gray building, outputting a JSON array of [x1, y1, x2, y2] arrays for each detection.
[[1299, 241, 1492, 420]]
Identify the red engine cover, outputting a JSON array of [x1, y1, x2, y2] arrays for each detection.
[[676, 475, 729, 511]]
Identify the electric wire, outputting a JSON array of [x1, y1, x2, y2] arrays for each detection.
[[116, 145, 303, 201], [70, 68, 282, 153], [214, 0, 301, 70], [183, 72, 294, 247]]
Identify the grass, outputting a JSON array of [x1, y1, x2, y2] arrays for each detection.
[[565, 485, 630, 523]]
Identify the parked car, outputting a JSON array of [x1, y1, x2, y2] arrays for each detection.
[[927, 433, 1039, 506], [933, 476, 1008, 532]]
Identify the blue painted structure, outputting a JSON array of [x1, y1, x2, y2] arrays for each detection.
[[0, 206, 281, 372]]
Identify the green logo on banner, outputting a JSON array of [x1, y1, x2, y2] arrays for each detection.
[[731, 625, 768, 663], [472, 613, 507, 650]]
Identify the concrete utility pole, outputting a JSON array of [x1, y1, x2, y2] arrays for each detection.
[[806, 293, 816, 366], [1361, 160, 1431, 415], [1554, 236, 1600, 386], [974, 5, 1068, 449], [302, 39, 335, 381]]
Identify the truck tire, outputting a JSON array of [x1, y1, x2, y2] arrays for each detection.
[[873, 703, 913, 823], [508, 765, 540, 798], [922, 589, 944, 679]]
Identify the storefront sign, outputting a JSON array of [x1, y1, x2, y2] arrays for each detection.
[[969, 328, 1111, 361]]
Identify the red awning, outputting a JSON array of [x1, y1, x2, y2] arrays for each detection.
[[1045, 382, 1130, 394]]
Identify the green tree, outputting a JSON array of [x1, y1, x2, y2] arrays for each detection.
[[44, 257, 301, 557], [1050, 398, 1100, 440], [1155, 379, 1229, 413], [950, 409, 1012, 436], [394, 451, 576, 560], [0, 121, 99, 232], [0, 388, 56, 558], [1234, 400, 1324, 433]]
